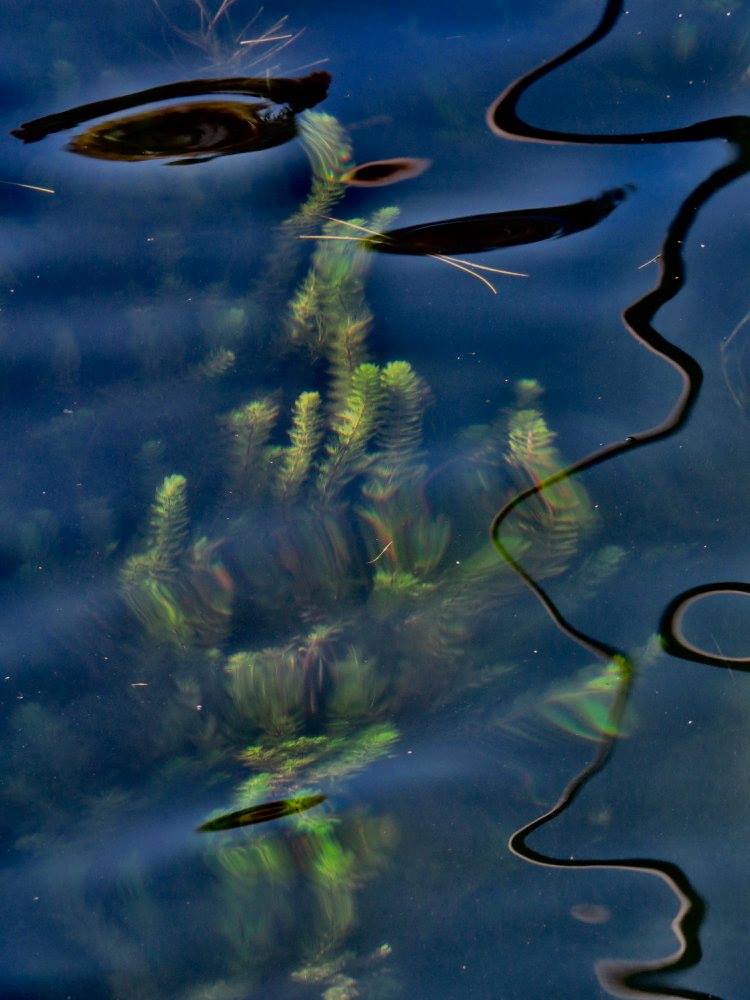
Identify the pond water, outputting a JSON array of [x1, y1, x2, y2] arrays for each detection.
[[1, 1, 749, 998]]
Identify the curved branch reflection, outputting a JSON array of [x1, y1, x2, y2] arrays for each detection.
[[659, 584, 750, 669], [487, 0, 749, 996]]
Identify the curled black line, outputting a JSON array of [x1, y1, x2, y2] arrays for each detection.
[[487, 0, 749, 996], [486, 6, 749, 147], [659, 583, 750, 668]]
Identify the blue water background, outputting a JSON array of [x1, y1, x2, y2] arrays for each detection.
[[1, 1, 749, 997]]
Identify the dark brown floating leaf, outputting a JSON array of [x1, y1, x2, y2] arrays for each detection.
[[67, 100, 295, 165], [197, 793, 326, 832], [11, 70, 330, 148], [341, 157, 431, 187], [365, 187, 630, 256]]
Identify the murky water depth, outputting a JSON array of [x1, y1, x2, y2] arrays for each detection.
[[1, 1, 749, 998]]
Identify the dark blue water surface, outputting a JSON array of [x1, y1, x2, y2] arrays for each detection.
[[1, 1, 749, 998]]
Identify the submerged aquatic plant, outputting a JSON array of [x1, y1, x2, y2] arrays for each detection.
[[274, 391, 325, 503], [116, 169, 599, 784], [121, 474, 232, 648], [225, 398, 280, 502], [504, 656, 631, 744], [5, 79, 630, 998], [248, 112, 355, 332], [283, 114, 355, 233], [205, 803, 398, 992]]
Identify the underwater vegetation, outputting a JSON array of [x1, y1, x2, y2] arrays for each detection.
[[115, 165, 604, 809], [4, 1, 750, 997], [497, 631, 667, 747], [121, 473, 233, 648], [204, 804, 400, 998], [84, 107, 623, 989], [2, 40, 632, 989]]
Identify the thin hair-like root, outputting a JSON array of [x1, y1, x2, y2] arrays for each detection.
[[300, 217, 529, 294], [0, 179, 55, 194], [428, 253, 498, 294]]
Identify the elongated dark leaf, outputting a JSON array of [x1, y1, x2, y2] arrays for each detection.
[[367, 187, 629, 256], [197, 793, 325, 832]]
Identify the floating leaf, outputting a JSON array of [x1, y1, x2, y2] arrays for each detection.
[[198, 794, 326, 832], [341, 156, 431, 187]]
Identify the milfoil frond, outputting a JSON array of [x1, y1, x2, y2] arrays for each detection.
[[275, 391, 324, 502], [503, 399, 594, 578], [317, 363, 383, 503], [226, 399, 279, 502], [284, 113, 353, 231], [148, 473, 189, 575], [227, 647, 305, 739], [326, 311, 372, 415], [191, 347, 236, 381], [374, 361, 428, 472]]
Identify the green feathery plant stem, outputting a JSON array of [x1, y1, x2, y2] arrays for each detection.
[[275, 391, 324, 503]]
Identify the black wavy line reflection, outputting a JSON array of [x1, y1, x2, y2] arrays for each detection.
[[487, 0, 750, 997], [659, 584, 750, 669]]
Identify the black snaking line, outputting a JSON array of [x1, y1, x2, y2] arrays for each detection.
[[487, 0, 749, 996], [659, 583, 750, 670]]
